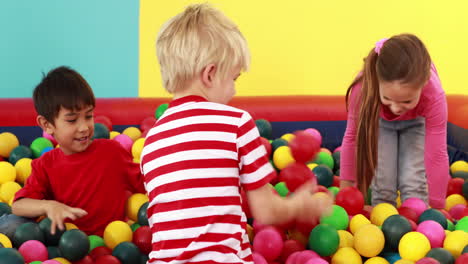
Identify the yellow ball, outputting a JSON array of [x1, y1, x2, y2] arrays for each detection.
[[0, 132, 19, 158], [399, 232, 431, 262], [281, 133, 295, 142], [307, 163, 318, 170], [273, 146, 295, 170], [450, 160, 468, 174], [445, 194, 467, 211], [0, 233, 12, 248], [331, 247, 362, 264], [53, 257, 72, 264], [337, 230, 354, 248], [132, 138, 145, 161], [104, 220, 133, 249], [247, 224, 254, 243], [110, 131, 121, 140], [0, 181, 21, 203], [370, 203, 398, 226], [65, 222, 78, 230], [394, 260, 414, 264], [0, 161, 16, 184], [15, 158, 32, 184], [350, 214, 371, 234], [396, 191, 402, 208], [364, 257, 390, 264], [354, 224, 385, 258], [126, 193, 149, 222], [443, 230, 468, 258], [123, 126, 142, 142]]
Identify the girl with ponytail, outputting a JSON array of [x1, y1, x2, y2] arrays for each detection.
[[340, 34, 449, 209]]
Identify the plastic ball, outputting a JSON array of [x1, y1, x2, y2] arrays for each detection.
[[394, 260, 414, 264], [122, 126, 142, 142], [331, 247, 362, 264], [382, 215, 412, 251], [94, 255, 121, 264], [320, 205, 349, 230], [155, 103, 169, 119], [289, 131, 320, 163], [304, 128, 322, 145], [42, 131, 58, 146], [0, 181, 21, 203], [398, 232, 431, 262], [89, 235, 105, 252], [354, 224, 385, 258], [337, 230, 353, 248], [418, 209, 447, 229], [312, 165, 334, 188], [364, 257, 390, 264], [281, 133, 296, 142], [14, 158, 32, 184], [133, 225, 151, 255], [456, 253, 468, 264], [113, 134, 133, 153], [449, 204, 468, 220], [140, 116, 156, 132], [335, 186, 365, 216], [112, 241, 141, 264], [308, 224, 340, 257], [138, 201, 149, 226], [0, 161, 16, 184], [58, 229, 89, 261], [46, 246, 62, 258], [103, 220, 133, 249], [0, 233, 12, 248], [401, 197, 428, 218], [94, 115, 113, 132], [445, 194, 467, 211], [273, 146, 295, 170], [447, 178, 464, 196], [398, 206, 419, 223], [415, 258, 440, 264], [30, 137, 53, 158], [51, 257, 71, 264], [253, 227, 284, 261], [455, 216, 468, 232], [126, 193, 149, 222], [38, 217, 65, 246], [89, 245, 112, 260], [0, 248, 25, 264], [443, 230, 468, 258], [8, 145, 32, 165], [416, 220, 445, 248], [93, 123, 110, 139], [296, 250, 320, 264], [0, 132, 19, 158], [370, 203, 398, 226], [349, 214, 371, 234], [313, 152, 334, 171], [252, 252, 268, 264], [450, 160, 468, 174], [279, 162, 316, 192], [304, 258, 328, 264], [109, 131, 120, 139], [425, 248, 455, 264], [280, 239, 305, 263], [13, 222, 45, 247], [18, 240, 48, 263], [65, 222, 78, 230]]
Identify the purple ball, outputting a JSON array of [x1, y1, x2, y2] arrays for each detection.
[[417, 220, 445, 248], [401, 197, 428, 218]]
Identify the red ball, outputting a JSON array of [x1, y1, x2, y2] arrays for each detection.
[[73, 255, 94, 264], [408, 219, 418, 231], [455, 253, 468, 264], [449, 205, 468, 220], [438, 209, 454, 222], [447, 178, 464, 196], [416, 257, 441, 264], [89, 246, 112, 260], [280, 240, 306, 263], [94, 115, 113, 132], [140, 116, 157, 132], [332, 176, 340, 187], [279, 162, 316, 192], [335, 186, 365, 216], [398, 206, 419, 223], [133, 225, 152, 255], [289, 131, 321, 163], [260, 137, 272, 158], [94, 255, 121, 264]]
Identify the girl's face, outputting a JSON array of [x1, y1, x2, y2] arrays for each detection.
[[379, 81, 422, 116]]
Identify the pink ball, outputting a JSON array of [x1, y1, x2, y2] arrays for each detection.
[[401, 197, 428, 218], [18, 240, 48, 262], [113, 134, 133, 152], [333, 146, 342, 153], [286, 251, 301, 264], [305, 258, 329, 264], [304, 128, 322, 146], [415, 257, 440, 264], [253, 227, 284, 261], [449, 204, 468, 220], [253, 219, 268, 234], [296, 250, 321, 264], [416, 220, 445, 248], [42, 131, 58, 146], [252, 252, 268, 264]]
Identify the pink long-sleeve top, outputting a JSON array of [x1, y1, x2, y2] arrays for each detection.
[[340, 64, 450, 208]]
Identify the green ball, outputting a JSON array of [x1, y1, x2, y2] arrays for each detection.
[[313, 152, 334, 170], [8, 145, 32, 165], [274, 182, 289, 197], [112, 241, 141, 264], [453, 171, 468, 180], [47, 246, 62, 258], [155, 103, 169, 119], [89, 235, 105, 252], [38, 217, 65, 246], [271, 138, 288, 152], [93, 123, 110, 139], [447, 219, 455, 231], [366, 188, 372, 205], [130, 223, 141, 232], [335, 168, 340, 176], [418, 209, 447, 229], [59, 229, 90, 261], [138, 202, 149, 226], [0, 248, 24, 264], [332, 151, 341, 171], [463, 244, 468, 254], [0, 202, 11, 216], [30, 261, 42, 264], [381, 215, 412, 251], [426, 248, 455, 264], [255, 119, 273, 139], [312, 165, 334, 187], [328, 186, 339, 197], [455, 216, 468, 232], [308, 224, 340, 256], [30, 137, 53, 158], [320, 205, 349, 230], [140, 254, 149, 264], [463, 180, 468, 200], [13, 222, 45, 247]]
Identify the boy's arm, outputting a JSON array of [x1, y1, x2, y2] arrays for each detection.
[[113, 140, 146, 193]]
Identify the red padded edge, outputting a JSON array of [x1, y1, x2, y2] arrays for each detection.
[[1, 95, 467, 129]]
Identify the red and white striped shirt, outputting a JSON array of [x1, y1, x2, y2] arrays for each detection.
[[141, 95, 275, 264]]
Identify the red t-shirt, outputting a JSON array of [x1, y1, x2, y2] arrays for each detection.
[[14, 139, 145, 236]]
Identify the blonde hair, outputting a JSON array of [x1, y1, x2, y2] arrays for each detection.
[[156, 3, 250, 93]]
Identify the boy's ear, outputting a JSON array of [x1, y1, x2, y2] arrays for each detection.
[[201, 64, 217, 88], [37, 115, 55, 135]]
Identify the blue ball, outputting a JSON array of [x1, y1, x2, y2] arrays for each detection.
[[40, 146, 54, 156]]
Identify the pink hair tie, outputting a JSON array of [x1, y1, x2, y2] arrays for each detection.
[[374, 38, 389, 54]]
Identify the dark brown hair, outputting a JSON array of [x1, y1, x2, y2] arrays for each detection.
[[33, 66, 95, 124], [345, 33, 432, 196]]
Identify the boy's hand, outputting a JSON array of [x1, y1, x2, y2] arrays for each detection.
[[44, 201, 87, 234], [292, 182, 333, 224]]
